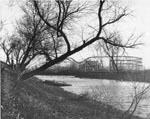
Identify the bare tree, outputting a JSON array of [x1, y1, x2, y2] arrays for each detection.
[[95, 31, 126, 71], [122, 84, 150, 119], [1, 1, 64, 79], [1, 0, 140, 80], [87, 83, 150, 119]]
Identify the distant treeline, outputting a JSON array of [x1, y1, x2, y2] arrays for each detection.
[[77, 71, 150, 82], [38, 69, 150, 83]]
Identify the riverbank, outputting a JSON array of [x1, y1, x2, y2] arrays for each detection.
[[2, 77, 145, 119]]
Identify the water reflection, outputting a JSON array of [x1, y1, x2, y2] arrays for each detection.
[[36, 75, 150, 118]]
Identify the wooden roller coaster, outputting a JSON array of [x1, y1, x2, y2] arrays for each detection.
[[79, 56, 143, 72]]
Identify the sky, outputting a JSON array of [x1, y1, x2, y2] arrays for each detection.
[[0, 0, 150, 69], [121, 0, 150, 69]]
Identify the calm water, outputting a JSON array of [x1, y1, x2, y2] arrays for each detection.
[[36, 75, 150, 118]]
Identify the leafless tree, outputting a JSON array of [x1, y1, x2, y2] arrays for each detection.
[[87, 82, 150, 119], [122, 84, 150, 119], [95, 31, 127, 71], [1, 0, 141, 80], [1, 1, 63, 79]]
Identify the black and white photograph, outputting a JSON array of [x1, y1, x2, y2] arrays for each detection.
[[0, 0, 150, 119]]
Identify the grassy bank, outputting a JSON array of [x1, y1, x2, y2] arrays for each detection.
[[2, 77, 144, 119]]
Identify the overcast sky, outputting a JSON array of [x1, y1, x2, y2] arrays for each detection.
[[0, 0, 150, 69]]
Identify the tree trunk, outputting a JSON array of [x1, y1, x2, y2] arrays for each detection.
[[20, 37, 99, 80]]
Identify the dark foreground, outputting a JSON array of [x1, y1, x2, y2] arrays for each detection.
[[2, 77, 144, 119]]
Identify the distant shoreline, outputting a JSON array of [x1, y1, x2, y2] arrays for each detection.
[[38, 70, 150, 83]]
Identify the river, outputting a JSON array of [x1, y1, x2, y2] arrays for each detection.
[[36, 75, 150, 118]]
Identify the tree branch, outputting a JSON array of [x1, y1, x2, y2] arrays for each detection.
[[96, 0, 105, 37], [33, 0, 71, 52]]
